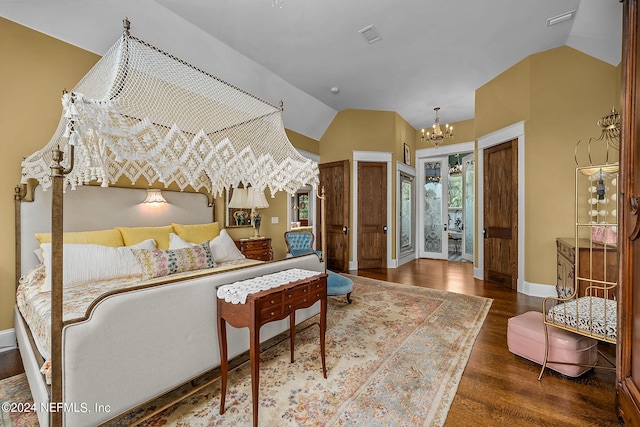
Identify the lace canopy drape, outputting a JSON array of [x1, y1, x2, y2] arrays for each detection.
[[20, 26, 319, 196]]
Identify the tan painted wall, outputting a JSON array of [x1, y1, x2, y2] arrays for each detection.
[[476, 46, 619, 286], [319, 109, 417, 261], [0, 18, 100, 331]]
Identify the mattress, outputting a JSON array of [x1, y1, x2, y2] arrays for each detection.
[[15, 258, 261, 384]]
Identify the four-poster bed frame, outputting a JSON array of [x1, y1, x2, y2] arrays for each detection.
[[16, 19, 326, 427]]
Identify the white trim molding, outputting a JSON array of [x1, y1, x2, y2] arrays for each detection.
[[416, 141, 475, 159], [0, 328, 17, 352], [352, 151, 394, 270], [476, 121, 527, 294], [522, 282, 557, 298]]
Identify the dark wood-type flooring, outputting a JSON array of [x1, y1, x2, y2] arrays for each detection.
[[354, 259, 620, 427], [1, 258, 620, 426]]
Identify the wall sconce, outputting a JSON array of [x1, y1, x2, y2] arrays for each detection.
[[142, 188, 167, 204]]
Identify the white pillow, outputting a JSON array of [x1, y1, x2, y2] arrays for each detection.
[[209, 229, 245, 263], [168, 232, 194, 250], [40, 239, 156, 292]]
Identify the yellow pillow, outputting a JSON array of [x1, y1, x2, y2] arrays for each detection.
[[172, 222, 220, 244], [116, 225, 175, 250], [35, 229, 124, 247]]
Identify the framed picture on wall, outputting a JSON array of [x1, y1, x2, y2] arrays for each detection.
[[404, 143, 411, 166]]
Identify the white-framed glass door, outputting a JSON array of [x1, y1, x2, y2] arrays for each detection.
[[399, 171, 416, 258], [462, 153, 475, 262], [419, 157, 448, 259]]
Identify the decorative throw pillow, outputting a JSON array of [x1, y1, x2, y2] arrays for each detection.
[[116, 225, 175, 249], [132, 241, 216, 280], [35, 229, 125, 247], [40, 239, 156, 292], [172, 222, 220, 244], [209, 229, 245, 263]]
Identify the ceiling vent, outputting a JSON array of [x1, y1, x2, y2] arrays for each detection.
[[547, 10, 576, 27], [358, 25, 383, 44]]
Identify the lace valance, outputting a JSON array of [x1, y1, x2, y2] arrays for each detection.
[[20, 27, 319, 197]]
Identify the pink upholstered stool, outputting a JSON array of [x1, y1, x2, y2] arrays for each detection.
[[507, 311, 598, 377]]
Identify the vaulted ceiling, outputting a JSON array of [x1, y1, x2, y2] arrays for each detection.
[[0, 0, 622, 134]]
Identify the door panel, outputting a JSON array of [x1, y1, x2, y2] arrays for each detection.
[[357, 162, 387, 268], [462, 153, 475, 262], [420, 157, 448, 259], [483, 140, 517, 289], [318, 160, 350, 272]]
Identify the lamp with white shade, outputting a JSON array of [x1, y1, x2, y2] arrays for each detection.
[[228, 187, 249, 226], [245, 187, 270, 238]]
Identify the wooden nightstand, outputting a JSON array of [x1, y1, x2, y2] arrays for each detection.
[[235, 237, 272, 261]]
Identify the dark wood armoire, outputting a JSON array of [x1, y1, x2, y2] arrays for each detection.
[[618, 0, 640, 424]]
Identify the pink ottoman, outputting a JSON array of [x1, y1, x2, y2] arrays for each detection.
[[507, 311, 598, 377]]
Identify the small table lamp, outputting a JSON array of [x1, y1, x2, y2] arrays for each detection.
[[245, 188, 270, 238], [228, 187, 248, 226]]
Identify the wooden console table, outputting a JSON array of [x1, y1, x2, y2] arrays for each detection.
[[217, 270, 328, 427]]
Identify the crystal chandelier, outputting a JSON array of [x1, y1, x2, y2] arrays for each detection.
[[421, 107, 453, 146]]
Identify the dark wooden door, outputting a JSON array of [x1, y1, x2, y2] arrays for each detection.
[[357, 162, 387, 268], [618, 1, 640, 424], [483, 139, 518, 289], [318, 160, 350, 272]]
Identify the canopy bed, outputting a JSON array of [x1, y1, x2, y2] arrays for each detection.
[[16, 19, 325, 427]]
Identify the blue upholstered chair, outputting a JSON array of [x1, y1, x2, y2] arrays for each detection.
[[283, 231, 353, 304], [284, 231, 322, 258]]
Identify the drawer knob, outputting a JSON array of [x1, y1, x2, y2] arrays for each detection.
[[303, 289, 307, 293], [270, 300, 275, 304], [288, 294, 292, 298], [270, 311, 275, 316], [288, 304, 292, 309]]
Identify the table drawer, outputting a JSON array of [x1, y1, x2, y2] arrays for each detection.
[[556, 238, 575, 264], [284, 285, 309, 301]]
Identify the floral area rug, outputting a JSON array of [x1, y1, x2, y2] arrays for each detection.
[[0, 374, 36, 427], [0, 275, 491, 427]]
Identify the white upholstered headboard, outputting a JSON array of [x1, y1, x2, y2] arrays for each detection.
[[19, 186, 214, 275]]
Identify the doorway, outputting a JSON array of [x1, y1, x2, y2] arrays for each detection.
[[477, 122, 525, 291], [357, 161, 388, 268], [318, 160, 350, 272], [417, 144, 474, 263], [483, 139, 518, 289]]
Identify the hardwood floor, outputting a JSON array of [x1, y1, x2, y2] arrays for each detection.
[[2, 258, 620, 425], [355, 258, 621, 427]]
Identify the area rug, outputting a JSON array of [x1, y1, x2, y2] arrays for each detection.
[[0, 275, 491, 426]]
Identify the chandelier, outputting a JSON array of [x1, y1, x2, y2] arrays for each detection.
[[421, 107, 453, 146]]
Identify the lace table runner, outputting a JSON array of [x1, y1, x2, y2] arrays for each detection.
[[216, 268, 322, 304]]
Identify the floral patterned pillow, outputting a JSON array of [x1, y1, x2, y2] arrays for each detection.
[[132, 241, 215, 280]]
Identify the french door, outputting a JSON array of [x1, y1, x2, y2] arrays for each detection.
[[462, 153, 475, 262], [419, 157, 449, 259]]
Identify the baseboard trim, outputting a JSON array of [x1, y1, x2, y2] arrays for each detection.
[[521, 281, 556, 298], [0, 328, 17, 352], [473, 268, 555, 298]]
